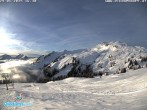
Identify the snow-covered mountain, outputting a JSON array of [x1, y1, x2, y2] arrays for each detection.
[[1, 41, 147, 83], [15, 54, 29, 60], [34, 41, 147, 82]]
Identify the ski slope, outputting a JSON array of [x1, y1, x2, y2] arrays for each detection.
[[1, 68, 147, 110]]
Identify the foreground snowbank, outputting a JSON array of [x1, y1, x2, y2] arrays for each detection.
[[1, 68, 147, 110]]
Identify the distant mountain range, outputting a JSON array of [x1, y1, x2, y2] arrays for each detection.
[[0, 54, 30, 60]]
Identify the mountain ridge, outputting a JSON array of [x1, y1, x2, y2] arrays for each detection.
[[34, 41, 147, 82]]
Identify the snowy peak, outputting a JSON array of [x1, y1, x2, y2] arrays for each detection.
[[15, 54, 29, 60], [92, 41, 147, 55], [92, 41, 127, 52]]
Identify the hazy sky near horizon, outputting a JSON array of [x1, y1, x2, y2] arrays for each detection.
[[0, 0, 147, 55]]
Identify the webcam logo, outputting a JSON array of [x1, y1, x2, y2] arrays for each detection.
[[14, 92, 23, 101]]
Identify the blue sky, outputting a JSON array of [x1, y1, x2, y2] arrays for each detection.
[[0, 0, 147, 56]]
